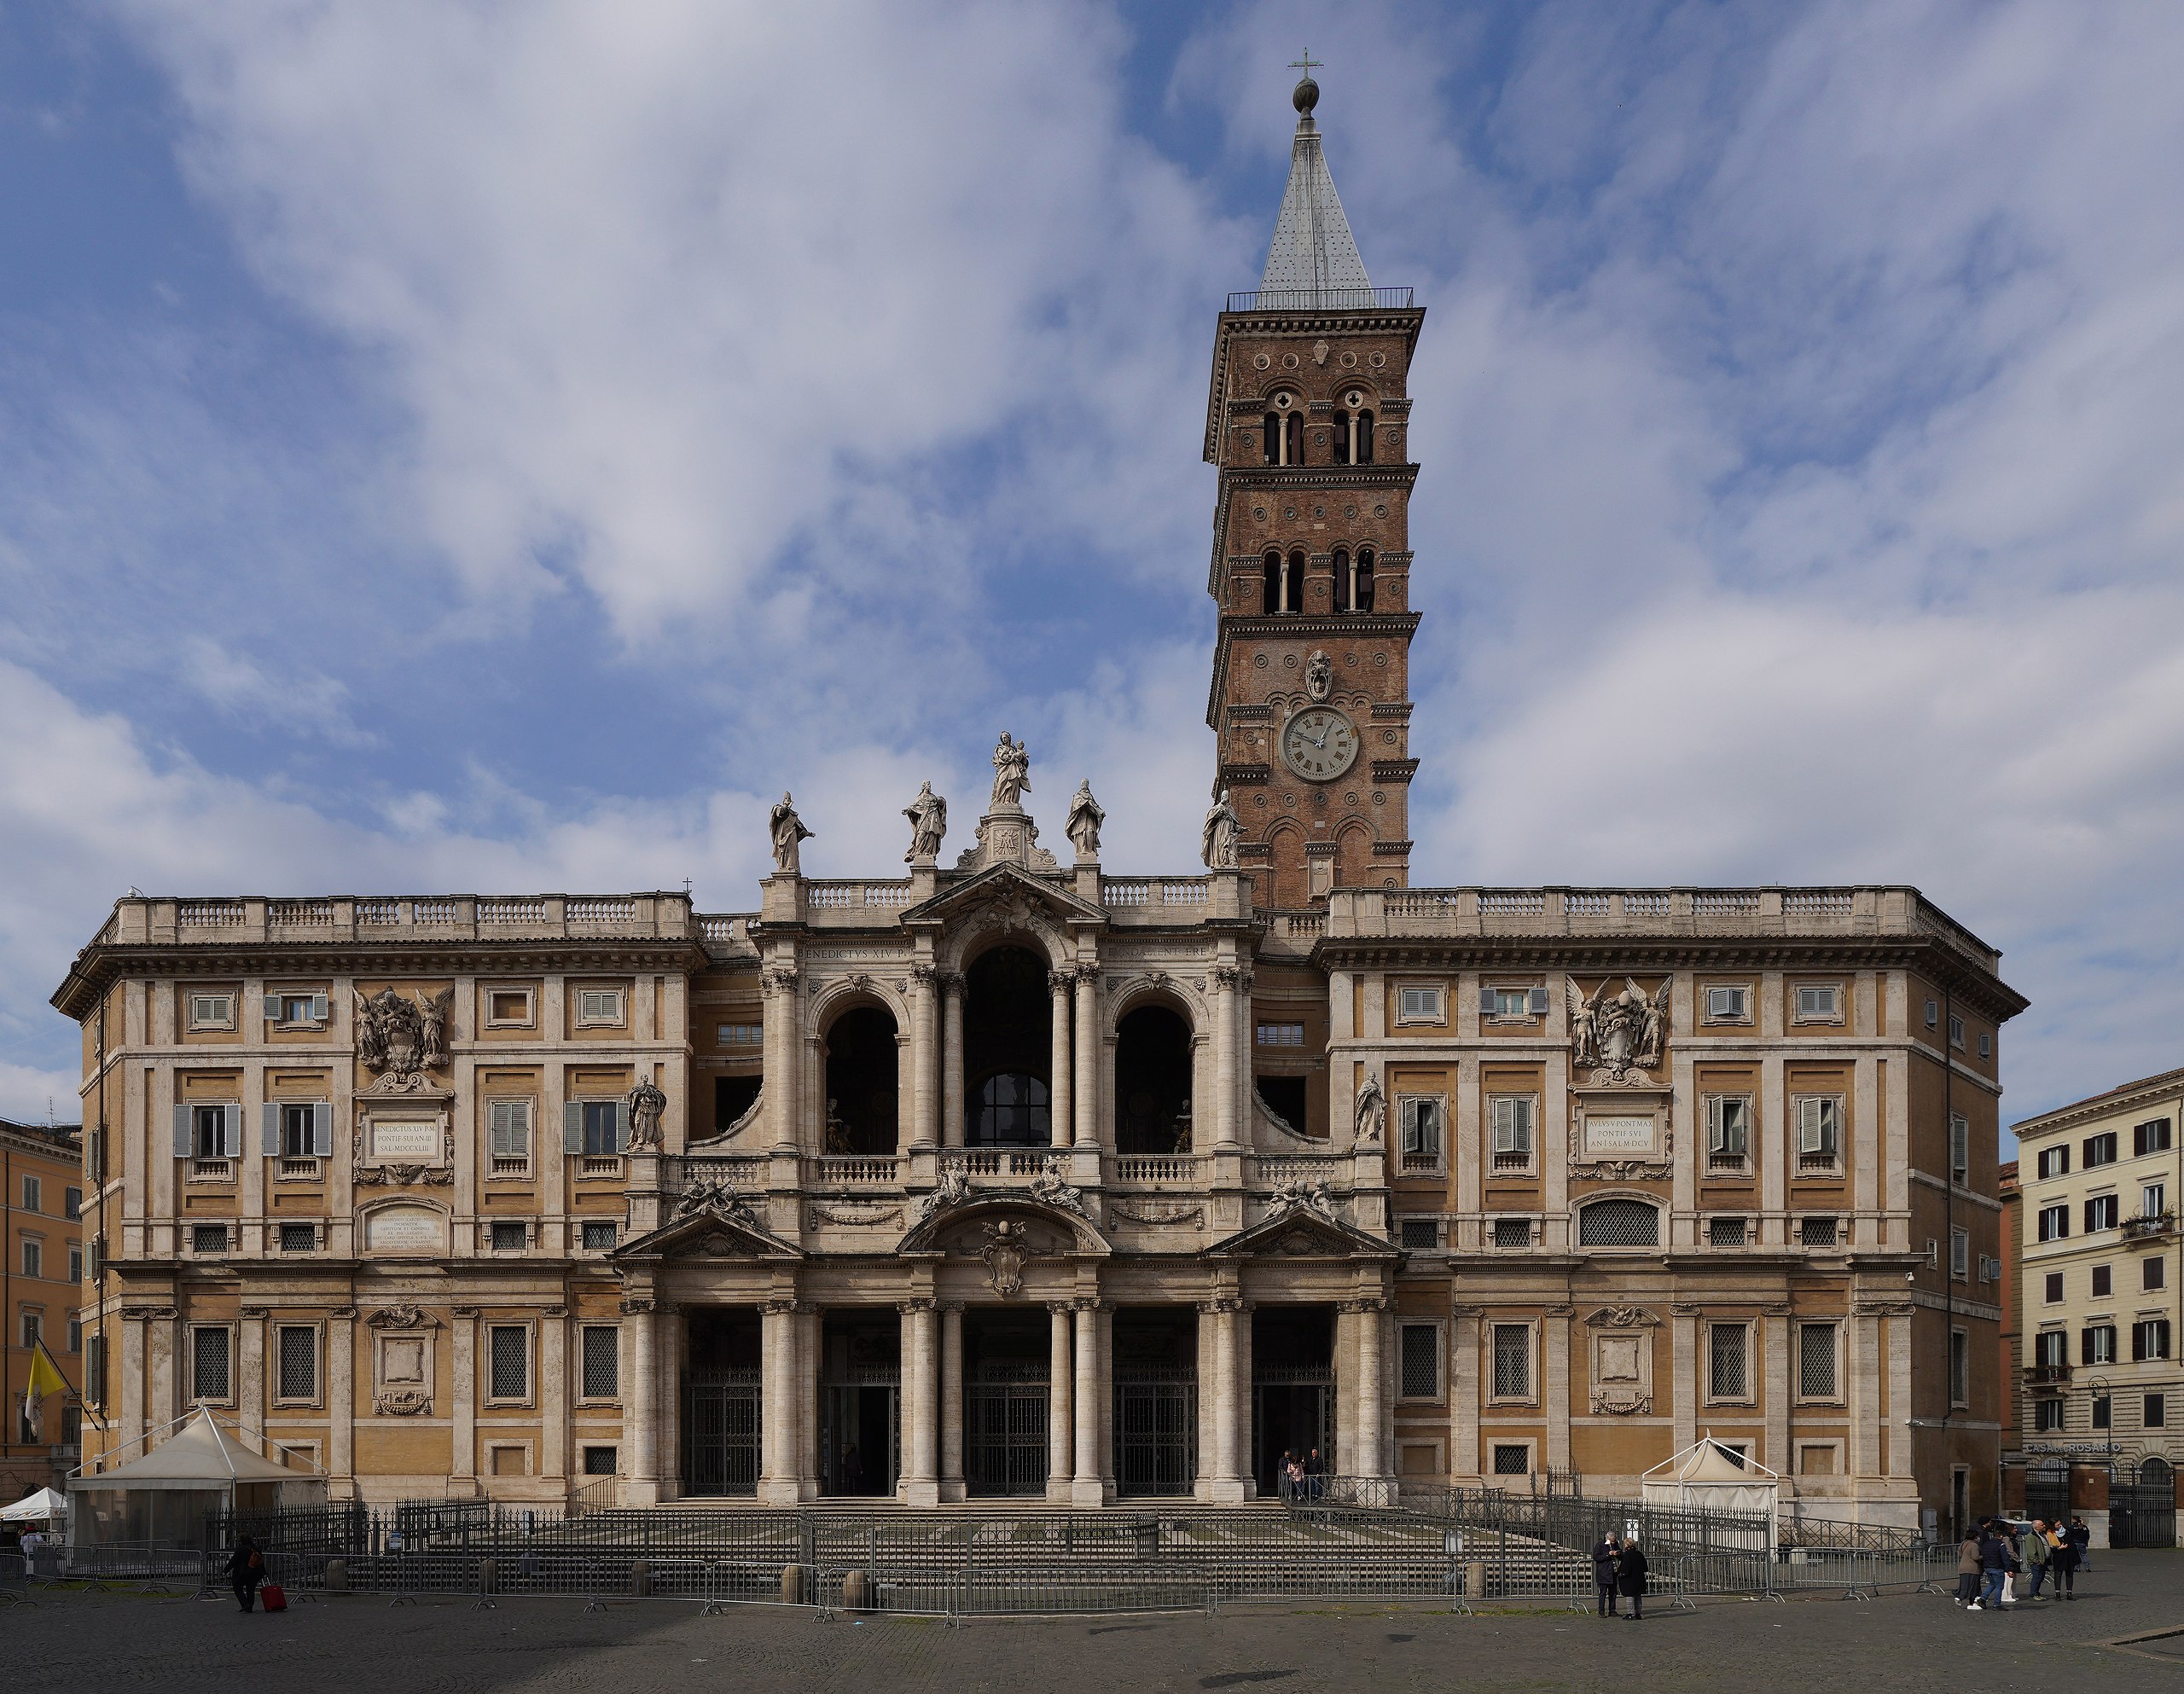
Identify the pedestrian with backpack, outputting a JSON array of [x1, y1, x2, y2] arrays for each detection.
[[225, 1534, 266, 1612]]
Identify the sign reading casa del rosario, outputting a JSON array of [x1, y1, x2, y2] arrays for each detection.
[[55, 76, 2025, 1532]]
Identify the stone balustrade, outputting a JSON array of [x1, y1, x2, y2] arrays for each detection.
[[102, 892, 697, 946]]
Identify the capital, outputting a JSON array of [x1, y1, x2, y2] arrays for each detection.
[[911, 962, 938, 985]]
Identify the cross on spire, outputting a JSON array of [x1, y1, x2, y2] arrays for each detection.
[[1288, 50, 1322, 77]]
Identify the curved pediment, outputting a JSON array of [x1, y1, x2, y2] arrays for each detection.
[[896, 1191, 1111, 1257]]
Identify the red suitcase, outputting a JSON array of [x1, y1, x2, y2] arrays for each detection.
[[259, 1582, 288, 1612]]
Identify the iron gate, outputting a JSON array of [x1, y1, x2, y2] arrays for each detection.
[[1114, 1371, 1197, 1497], [965, 1365, 1049, 1497], [2110, 1458, 2177, 1547], [2023, 1459, 2069, 1525], [682, 1367, 762, 1497]]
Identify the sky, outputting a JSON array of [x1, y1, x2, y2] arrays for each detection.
[[2, 0, 2181, 1134]]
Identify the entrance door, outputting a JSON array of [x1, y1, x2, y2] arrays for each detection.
[[965, 1366, 1049, 1497], [682, 1368, 762, 1496], [1254, 1377, 1333, 1496], [821, 1380, 901, 1496], [1114, 1372, 1197, 1497]]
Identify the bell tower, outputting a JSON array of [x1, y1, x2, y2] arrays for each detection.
[[1203, 71, 1425, 911]]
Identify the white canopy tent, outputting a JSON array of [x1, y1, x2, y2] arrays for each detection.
[[2, 1486, 68, 1525], [67, 1407, 326, 1550], [1640, 1436, 1780, 1550]]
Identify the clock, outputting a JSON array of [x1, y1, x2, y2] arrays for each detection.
[[1281, 706, 1360, 781]]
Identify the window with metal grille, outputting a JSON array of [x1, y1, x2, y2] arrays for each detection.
[[192, 1222, 229, 1254], [1706, 1097, 1751, 1169], [279, 1221, 316, 1253], [488, 1325, 530, 1400], [1797, 1323, 1838, 1398], [1707, 1215, 1748, 1247], [1490, 1325, 1531, 1399], [1577, 1198, 1659, 1248], [1798, 1215, 1838, 1247], [491, 1221, 527, 1252], [1489, 1097, 1535, 1171], [192, 1326, 231, 1400], [1399, 1324, 1440, 1400], [1492, 1217, 1531, 1250], [581, 1220, 619, 1250], [277, 1326, 317, 1401], [583, 1445, 619, 1475], [1708, 1323, 1748, 1399], [1490, 1444, 1531, 1476], [1398, 1218, 1439, 1249], [581, 1325, 619, 1399]]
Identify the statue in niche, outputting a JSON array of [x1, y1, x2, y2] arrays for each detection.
[[1305, 650, 1333, 702], [1200, 787, 1240, 870], [903, 782, 948, 862], [768, 792, 812, 875], [822, 1098, 852, 1154], [990, 733, 1031, 809], [1066, 780, 1105, 859], [625, 1076, 667, 1151], [1353, 1074, 1385, 1146]]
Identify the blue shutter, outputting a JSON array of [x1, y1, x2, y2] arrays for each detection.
[[564, 1101, 584, 1155], [313, 1101, 334, 1157], [173, 1103, 193, 1159], [613, 1099, 630, 1152], [262, 1103, 281, 1156]]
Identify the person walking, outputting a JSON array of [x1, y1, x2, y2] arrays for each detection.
[[1591, 1531, 1623, 1617], [1955, 1525, 1983, 1606], [1304, 1447, 1325, 1501], [1975, 1520, 2009, 1611], [2065, 1515, 2091, 1576], [1617, 1533, 1649, 1621], [2048, 1520, 2077, 1600], [225, 1533, 266, 1613], [2022, 1517, 2051, 1598]]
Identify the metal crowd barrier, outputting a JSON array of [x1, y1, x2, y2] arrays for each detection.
[[1665, 1546, 1956, 1608]]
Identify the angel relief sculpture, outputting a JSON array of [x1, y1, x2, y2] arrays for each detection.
[[355, 986, 452, 1093], [1567, 977, 1670, 1082]]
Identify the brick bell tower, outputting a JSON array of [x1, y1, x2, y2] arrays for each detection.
[[1203, 69, 1425, 911]]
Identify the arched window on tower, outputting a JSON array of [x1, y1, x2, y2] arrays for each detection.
[[1283, 549, 1305, 614], [1287, 412, 1304, 466], [1356, 409, 1375, 464], [1332, 548, 1350, 612], [1263, 392, 1301, 467], [1263, 550, 1283, 614], [1263, 411, 1281, 466], [1353, 548, 1375, 613], [1335, 390, 1378, 466]]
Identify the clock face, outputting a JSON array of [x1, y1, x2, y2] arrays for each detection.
[[1281, 706, 1359, 781]]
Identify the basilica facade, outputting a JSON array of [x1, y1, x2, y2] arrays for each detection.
[[55, 78, 2024, 1533]]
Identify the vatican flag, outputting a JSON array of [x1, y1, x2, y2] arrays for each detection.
[[22, 1339, 70, 1442]]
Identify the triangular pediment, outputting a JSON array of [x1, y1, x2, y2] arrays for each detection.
[[1208, 1200, 1400, 1261], [612, 1203, 803, 1262], [903, 861, 1104, 928]]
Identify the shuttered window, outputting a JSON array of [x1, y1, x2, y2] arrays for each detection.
[[1489, 1098, 1535, 1170]]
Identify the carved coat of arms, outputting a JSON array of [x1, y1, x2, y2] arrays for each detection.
[[355, 987, 452, 1092], [1566, 977, 1669, 1083], [979, 1221, 1030, 1297]]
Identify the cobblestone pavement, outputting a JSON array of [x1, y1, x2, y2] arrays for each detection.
[[12, 1552, 2181, 1694]]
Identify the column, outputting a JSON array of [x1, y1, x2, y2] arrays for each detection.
[[764, 965, 800, 1152], [941, 976, 967, 1149], [761, 1297, 798, 1504], [1212, 966, 1240, 1150], [1072, 965, 1100, 1147], [328, 1308, 356, 1492], [902, 1299, 938, 1505], [540, 1307, 567, 1483], [1205, 1299, 1244, 1501], [1671, 1308, 1698, 1453], [451, 1308, 478, 1489], [1356, 1300, 1386, 1480], [940, 1302, 965, 1501], [909, 965, 938, 1151], [1545, 1307, 1571, 1476], [119, 1314, 147, 1459], [1071, 1302, 1104, 1506], [627, 1300, 659, 1503], [1449, 1306, 1481, 1479], [656, 1314, 683, 1499], [1048, 972, 1074, 1149], [1048, 1303, 1075, 1500], [1764, 1309, 1790, 1477], [798, 1307, 822, 1497]]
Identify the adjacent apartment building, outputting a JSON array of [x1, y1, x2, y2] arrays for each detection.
[[2012, 1066, 2182, 1545], [2, 1116, 85, 1502]]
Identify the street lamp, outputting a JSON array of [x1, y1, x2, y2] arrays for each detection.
[[2088, 1373, 2112, 1472]]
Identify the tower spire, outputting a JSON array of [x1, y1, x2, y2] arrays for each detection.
[[1258, 63, 1371, 305]]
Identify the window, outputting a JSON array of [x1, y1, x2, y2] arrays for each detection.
[[717, 1023, 763, 1046], [1491, 1217, 1532, 1250], [2037, 1205, 2070, 1242], [1798, 1323, 1839, 1399], [64, 1186, 82, 1221], [20, 1175, 40, 1212], [2036, 1145, 2070, 1180], [19, 1313, 40, 1349], [1397, 1097, 1443, 1170], [1479, 984, 1543, 1020], [973, 1073, 1048, 1146], [188, 993, 235, 1030], [1396, 985, 1445, 1024], [2147, 1395, 2168, 1430], [2084, 1194, 2120, 1233], [1948, 1014, 1965, 1049], [2146, 1256, 2167, 1292], [581, 1099, 621, 1157], [583, 1445, 619, 1475], [276, 1326, 317, 1401], [2092, 1395, 2111, 1430], [490, 1221, 527, 1252], [87, 1333, 107, 1408], [575, 988, 624, 1026], [486, 988, 535, 1026], [1334, 389, 1376, 466], [67, 1314, 81, 1353], [1924, 998, 1939, 1029], [1704, 985, 1750, 1023], [487, 1325, 531, 1401], [1977, 1034, 1991, 1059], [192, 1222, 229, 1255], [279, 1221, 317, 1253], [2145, 1182, 2169, 1221], [1949, 1227, 1969, 1279], [489, 1100, 533, 1175], [192, 1326, 231, 1401], [581, 1326, 619, 1399], [1398, 1217, 1440, 1249], [2036, 1398, 2065, 1432], [581, 1219, 619, 1251], [1708, 1324, 1750, 1400], [2035, 1330, 2067, 1369], [1705, 1096, 1751, 1169], [1793, 1096, 1842, 1169], [69, 1244, 83, 1284], [2132, 1318, 2171, 1361], [1707, 1215, 1749, 1247], [2084, 1131, 2119, 1169], [265, 990, 328, 1025], [2092, 1263, 2111, 1297], [19, 1239, 39, 1279], [1798, 1215, 1838, 1248], [1399, 1324, 1441, 1400], [1490, 1325, 1531, 1400], [1794, 984, 1840, 1022], [1489, 1096, 1536, 1172], [1949, 1328, 1967, 1407], [1949, 1114, 1969, 1183], [2135, 1117, 2174, 1157], [1577, 1197, 1659, 1247], [1257, 1022, 1305, 1047], [2082, 1325, 2117, 1366], [2043, 1272, 2064, 1303], [1490, 1444, 1531, 1476], [278, 1102, 319, 1159]]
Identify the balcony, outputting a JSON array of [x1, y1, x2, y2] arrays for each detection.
[[2122, 1211, 2176, 1240], [1225, 287, 1415, 312], [2024, 1364, 2072, 1386]]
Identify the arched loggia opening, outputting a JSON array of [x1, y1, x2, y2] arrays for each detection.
[[964, 945, 1051, 1147], [1115, 1003, 1193, 1154], [822, 1005, 899, 1154]]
